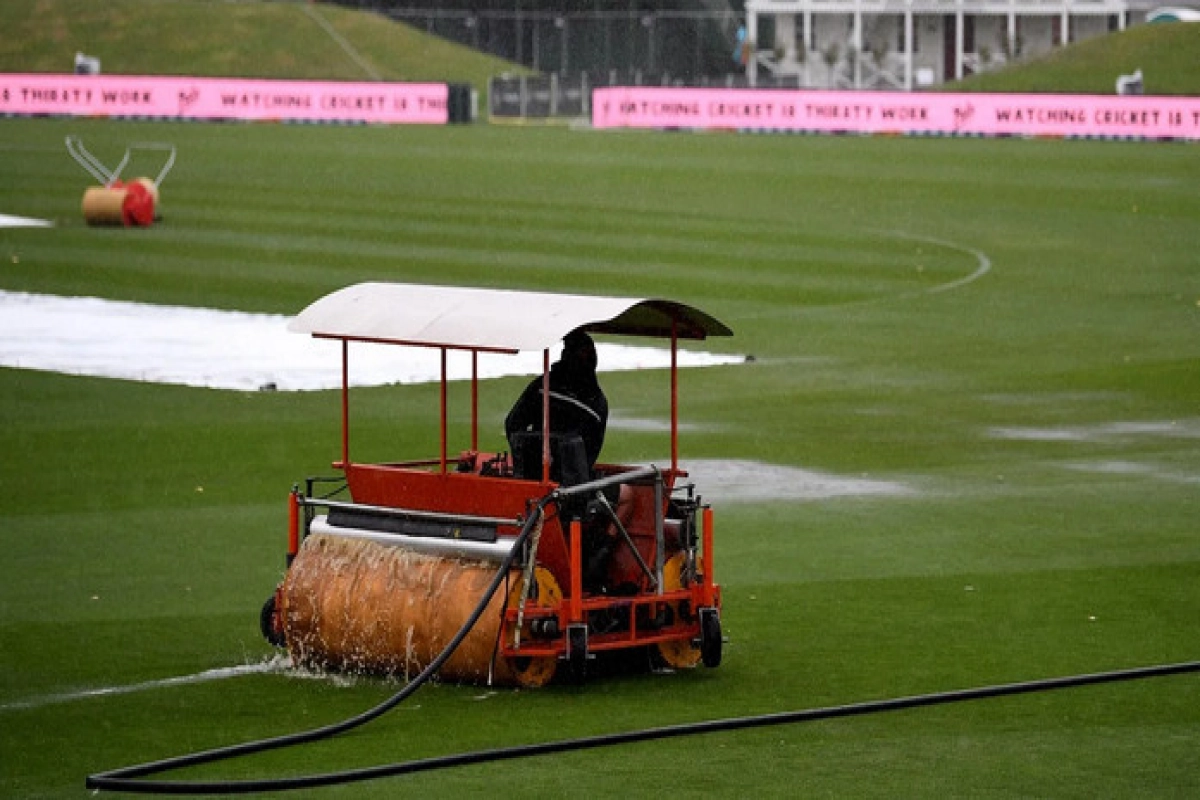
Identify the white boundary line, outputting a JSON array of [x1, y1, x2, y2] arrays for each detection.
[[884, 230, 993, 295], [0, 658, 289, 713], [740, 230, 993, 319]]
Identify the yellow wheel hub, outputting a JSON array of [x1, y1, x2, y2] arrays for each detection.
[[504, 566, 562, 688], [655, 552, 702, 669]]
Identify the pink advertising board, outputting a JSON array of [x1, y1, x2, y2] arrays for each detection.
[[0, 74, 449, 124], [593, 87, 1200, 141]]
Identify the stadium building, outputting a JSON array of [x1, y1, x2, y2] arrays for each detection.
[[741, 0, 1191, 88], [349, 1, 1193, 90]]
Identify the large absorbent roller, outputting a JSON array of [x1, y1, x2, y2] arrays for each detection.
[[261, 282, 732, 687], [280, 534, 562, 686]]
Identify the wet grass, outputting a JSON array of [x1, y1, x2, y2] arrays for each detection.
[[1, 117, 1199, 797]]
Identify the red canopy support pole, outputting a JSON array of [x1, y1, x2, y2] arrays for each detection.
[[569, 518, 584, 623], [340, 339, 350, 468], [440, 348, 448, 474], [541, 348, 551, 483], [701, 506, 716, 607], [287, 487, 300, 567], [471, 351, 479, 452], [670, 321, 679, 474]]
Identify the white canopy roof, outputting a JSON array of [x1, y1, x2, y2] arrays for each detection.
[[289, 282, 732, 353]]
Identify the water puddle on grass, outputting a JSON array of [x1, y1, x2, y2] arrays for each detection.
[[609, 415, 702, 433], [1060, 460, 1200, 486], [989, 419, 1200, 443], [677, 459, 913, 503]]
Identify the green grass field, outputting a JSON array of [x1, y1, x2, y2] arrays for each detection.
[[1, 115, 1198, 797], [2, 2, 1200, 794]]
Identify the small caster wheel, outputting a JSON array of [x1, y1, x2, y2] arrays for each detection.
[[260, 593, 286, 648], [567, 624, 588, 684], [699, 607, 722, 668]]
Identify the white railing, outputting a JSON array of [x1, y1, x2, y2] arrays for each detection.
[[750, 0, 1124, 12]]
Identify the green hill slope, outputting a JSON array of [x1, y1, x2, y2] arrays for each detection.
[[948, 22, 1200, 95], [1, 0, 1196, 97], [0, 0, 524, 89]]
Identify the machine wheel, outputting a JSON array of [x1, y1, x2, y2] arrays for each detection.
[[654, 552, 702, 669], [699, 607, 722, 668], [566, 624, 588, 684], [504, 567, 562, 688], [259, 593, 286, 648]]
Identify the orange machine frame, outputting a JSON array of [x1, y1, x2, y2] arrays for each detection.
[[276, 282, 729, 681]]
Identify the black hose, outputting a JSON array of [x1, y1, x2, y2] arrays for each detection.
[[85, 496, 555, 794], [84, 480, 1200, 794], [89, 653, 1200, 794]]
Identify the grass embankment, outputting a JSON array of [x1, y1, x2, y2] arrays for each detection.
[[0, 0, 525, 93], [947, 21, 1200, 95], [4, 0, 1200, 97]]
